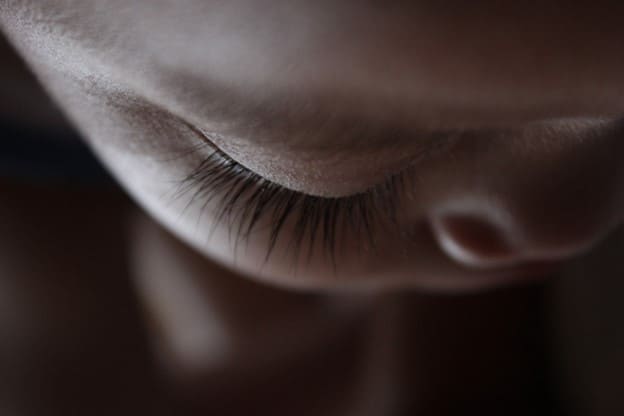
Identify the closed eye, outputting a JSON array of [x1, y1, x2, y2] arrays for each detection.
[[173, 130, 408, 266]]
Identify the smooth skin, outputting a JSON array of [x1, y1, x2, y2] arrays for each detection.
[[3, 1, 624, 290], [2, 1, 624, 414]]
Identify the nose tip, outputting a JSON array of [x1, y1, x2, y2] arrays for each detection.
[[430, 207, 602, 271], [431, 214, 523, 269]]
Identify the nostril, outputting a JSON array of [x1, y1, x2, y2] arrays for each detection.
[[431, 214, 520, 269]]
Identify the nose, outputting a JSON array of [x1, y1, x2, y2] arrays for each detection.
[[426, 194, 527, 268], [428, 201, 593, 269], [431, 214, 519, 269]]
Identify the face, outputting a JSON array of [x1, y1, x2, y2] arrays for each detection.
[[3, 0, 624, 291]]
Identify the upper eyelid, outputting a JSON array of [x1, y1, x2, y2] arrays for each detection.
[[192, 128, 399, 200], [165, 92, 450, 198]]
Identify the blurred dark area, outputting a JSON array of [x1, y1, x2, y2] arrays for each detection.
[[0, 181, 169, 416]]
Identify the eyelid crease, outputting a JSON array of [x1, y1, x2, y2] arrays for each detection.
[[166, 80, 463, 160], [193, 120, 459, 200]]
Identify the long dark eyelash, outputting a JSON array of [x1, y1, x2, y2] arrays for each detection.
[[175, 143, 405, 266]]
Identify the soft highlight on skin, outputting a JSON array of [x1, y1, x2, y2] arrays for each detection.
[[3, 1, 624, 291]]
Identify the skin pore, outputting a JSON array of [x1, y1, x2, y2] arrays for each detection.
[[2, 1, 624, 291]]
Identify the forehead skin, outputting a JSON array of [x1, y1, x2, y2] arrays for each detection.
[[3, 0, 624, 135]]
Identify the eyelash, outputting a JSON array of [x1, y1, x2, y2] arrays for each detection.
[[175, 141, 406, 265]]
